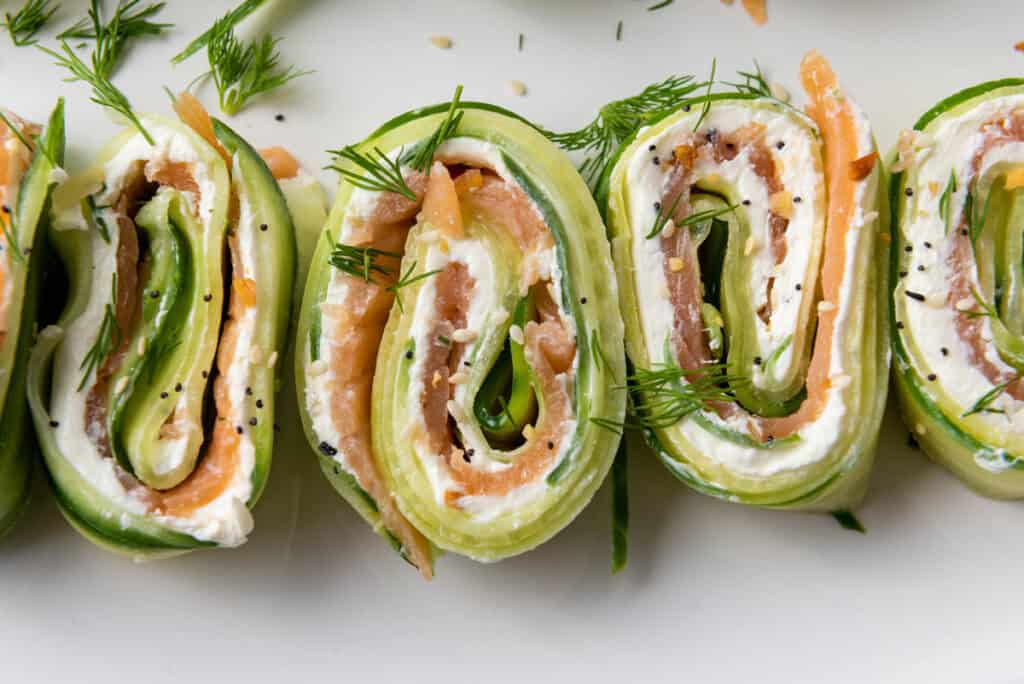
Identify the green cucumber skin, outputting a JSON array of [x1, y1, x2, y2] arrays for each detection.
[[889, 79, 1024, 498], [0, 100, 65, 538], [30, 114, 296, 556]]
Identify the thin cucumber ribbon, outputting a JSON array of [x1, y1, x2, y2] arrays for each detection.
[[27, 97, 314, 556], [0, 100, 64, 537], [296, 101, 625, 578], [597, 52, 889, 510], [890, 79, 1024, 498]]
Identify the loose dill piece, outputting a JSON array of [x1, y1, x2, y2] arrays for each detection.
[[79, 273, 121, 391], [692, 58, 717, 132], [4, 0, 57, 47], [962, 375, 1020, 418], [831, 510, 866, 533], [406, 85, 464, 174], [610, 442, 629, 574], [938, 170, 957, 234], [761, 334, 793, 376], [724, 61, 772, 97], [171, 0, 266, 64], [959, 287, 998, 320], [85, 195, 112, 244], [592, 362, 748, 433], [59, 0, 172, 78], [647, 197, 738, 240], [2, 212, 25, 265], [0, 110, 35, 154], [39, 40, 155, 145], [544, 74, 702, 188], [205, 13, 311, 116], [328, 243, 400, 284], [647, 0, 674, 10], [389, 261, 441, 313], [590, 329, 620, 382], [326, 146, 417, 200], [615, 20, 623, 41], [517, 32, 523, 51], [967, 184, 992, 244]]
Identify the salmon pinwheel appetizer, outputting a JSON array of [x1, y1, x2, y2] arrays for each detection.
[[597, 52, 889, 512], [28, 94, 319, 556], [0, 101, 64, 536], [890, 78, 1024, 497], [296, 91, 626, 578]]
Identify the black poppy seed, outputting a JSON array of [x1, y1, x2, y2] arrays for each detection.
[[256, 399, 264, 409], [463, 449, 473, 463], [795, 284, 802, 291], [1, 205, 9, 213], [202, 370, 208, 378], [174, 383, 183, 392], [160, 391, 169, 399], [22, 248, 30, 255], [150, 290, 160, 299], [203, 293, 212, 302], [547, 441, 554, 450], [765, 435, 775, 444], [917, 265, 926, 272], [49, 420, 59, 428], [753, 356, 763, 366], [899, 271, 908, 278], [275, 113, 285, 122], [793, 196, 803, 203], [463, 360, 471, 367], [653, 201, 662, 212], [274, 423, 281, 433], [652, 157, 660, 166], [580, 297, 588, 304], [742, 199, 751, 206], [776, 141, 785, 150], [245, 387, 253, 396], [904, 244, 913, 253], [907, 433, 919, 449], [960, 229, 969, 236], [236, 426, 244, 435], [249, 417, 258, 426], [940, 347, 949, 356], [896, 321, 904, 329], [648, 144, 656, 152], [923, 241, 932, 248], [405, 350, 413, 360], [683, 104, 691, 112], [905, 290, 926, 302], [259, 223, 268, 232], [927, 373, 937, 382], [904, 187, 914, 197]]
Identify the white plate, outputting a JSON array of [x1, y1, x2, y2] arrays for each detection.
[[3, 1, 1023, 682]]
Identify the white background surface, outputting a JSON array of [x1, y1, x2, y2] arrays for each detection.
[[3, 1, 1024, 682]]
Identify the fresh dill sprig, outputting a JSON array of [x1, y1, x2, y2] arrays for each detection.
[[85, 195, 112, 244], [692, 58, 717, 132], [962, 375, 1020, 418], [592, 362, 747, 433], [938, 170, 957, 234], [406, 85, 464, 174], [79, 272, 121, 391], [205, 14, 311, 116], [967, 184, 993, 243], [959, 287, 998, 320], [4, 0, 57, 47], [2, 211, 25, 265], [647, 195, 738, 240], [326, 146, 417, 200], [0, 110, 34, 154], [328, 243, 400, 284], [388, 261, 441, 313], [171, 0, 266, 64], [59, 0, 172, 78], [761, 334, 793, 376], [39, 39, 155, 145], [724, 61, 772, 97], [544, 75, 703, 188]]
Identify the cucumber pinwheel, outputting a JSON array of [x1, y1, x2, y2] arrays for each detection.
[[596, 52, 889, 511], [0, 101, 64, 536], [28, 94, 313, 556], [890, 79, 1024, 498], [296, 92, 626, 578]]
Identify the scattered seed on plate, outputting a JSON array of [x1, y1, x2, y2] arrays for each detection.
[[430, 35, 453, 49], [507, 80, 528, 97]]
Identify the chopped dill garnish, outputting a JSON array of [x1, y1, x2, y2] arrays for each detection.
[[406, 85, 464, 174], [962, 375, 1020, 418], [79, 272, 121, 391], [328, 243, 400, 285], [4, 0, 58, 47], [325, 146, 417, 200], [389, 261, 441, 313], [171, 0, 266, 64], [692, 58, 717, 132], [58, 0, 172, 78]]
